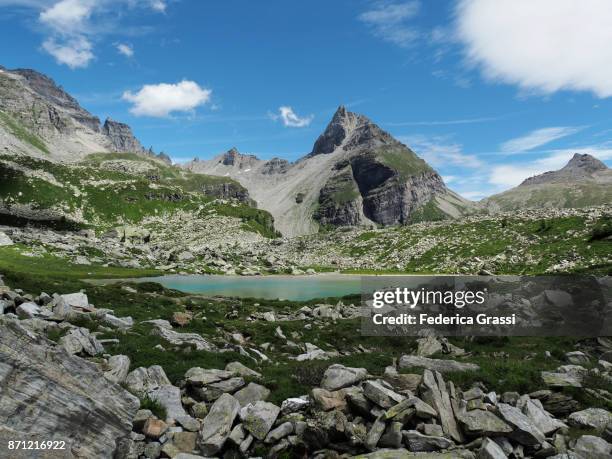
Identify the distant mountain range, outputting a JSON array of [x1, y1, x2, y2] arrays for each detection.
[[0, 66, 609, 236], [482, 153, 611, 212]]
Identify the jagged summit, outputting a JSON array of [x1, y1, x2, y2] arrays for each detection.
[[562, 153, 608, 174], [310, 105, 393, 155], [520, 153, 609, 187], [218, 147, 259, 167], [102, 118, 146, 154]]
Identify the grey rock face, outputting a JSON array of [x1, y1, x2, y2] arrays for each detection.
[[151, 323, 217, 351], [198, 393, 240, 456], [102, 118, 146, 154], [125, 365, 172, 396], [568, 408, 612, 430], [420, 370, 464, 443], [321, 364, 368, 391], [310, 106, 393, 156], [363, 379, 406, 408], [573, 435, 612, 459], [59, 327, 104, 356], [402, 430, 454, 452], [458, 409, 512, 437], [478, 437, 507, 459], [400, 355, 480, 373], [233, 382, 270, 407], [148, 385, 188, 422], [497, 403, 546, 446], [239, 401, 281, 440], [0, 231, 13, 246], [0, 317, 139, 458], [104, 354, 131, 384]]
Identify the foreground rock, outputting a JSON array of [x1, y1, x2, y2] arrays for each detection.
[[0, 317, 139, 458], [399, 355, 480, 373]]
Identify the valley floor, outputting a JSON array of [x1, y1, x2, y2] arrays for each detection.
[[0, 206, 611, 457]]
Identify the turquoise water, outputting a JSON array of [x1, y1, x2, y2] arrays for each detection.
[[128, 274, 363, 301]]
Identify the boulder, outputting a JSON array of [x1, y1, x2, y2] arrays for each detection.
[[0, 231, 13, 246], [522, 398, 566, 435], [265, 421, 293, 444], [148, 384, 188, 421], [399, 355, 479, 373], [16, 302, 47, 319], [142, 418, 168, 439], [565, 351, 590, 365], [541, 370, 583, 388], [239, 401, 280, 440], [233, 382, 271, 407], [281, 397, 310, 414], [478, 437, 507, 459], [185, 368, 234, 386], [458, 409, 512, 437], [104, 314, 134, 329], [61, 292, 90, 310], [225, 361, 261, 378], [321, 364, 368, 391], [402, 430, 454, 452], [103, 354, 130, 384], [573, 435, 612, 459], [420, 370, 464, 443], [311, 388, 347, 411], [151, 325, 216, 351], [59, 327, 104, 356], [125, 366, 171, 396], [497, 403, 546, 446], [363, 379, 405, 408], [198, 393, 240, 456], [568, 408, 612, 430], [0, 317, 139, 458]]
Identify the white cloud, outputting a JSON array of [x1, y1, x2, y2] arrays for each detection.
[[116, 42, 134, 57], [489, 147, 612, 187], [39, 0, 93, 32], [456, 0, 612, 97], [122, 80, 212, 117], [399, 135, 483, 168], [6, 0, 172, 68], [358, 1, 420, 47], [42, 36, 93, 68], [500, 126, 582, 153], [271, 106, 313, 128], [148, 0, 165, 12]]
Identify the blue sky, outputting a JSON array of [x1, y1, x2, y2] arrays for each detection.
[[1, 0, 612, 199]]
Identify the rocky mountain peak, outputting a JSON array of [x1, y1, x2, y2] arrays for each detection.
[[310, 105, 394, 156], [102, 118, 145, 154], [562, 153, 608, 174], [520, 153, 610, 187], [12, 68, 81, 112], [219, 148, 260, 169]]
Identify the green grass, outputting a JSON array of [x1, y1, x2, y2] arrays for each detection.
[[0, 111, 49, 154], [0, 153, 278, 237], [0, 244, 158, 293], [378, 146, 432, 180], [138, 396, 167, 420], [408, 198, 448, 224]]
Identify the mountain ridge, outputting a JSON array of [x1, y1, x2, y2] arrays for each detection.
[[0, 67, 169, 163], [185, 106, 470, 236], [483, 153, 612, 212]]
